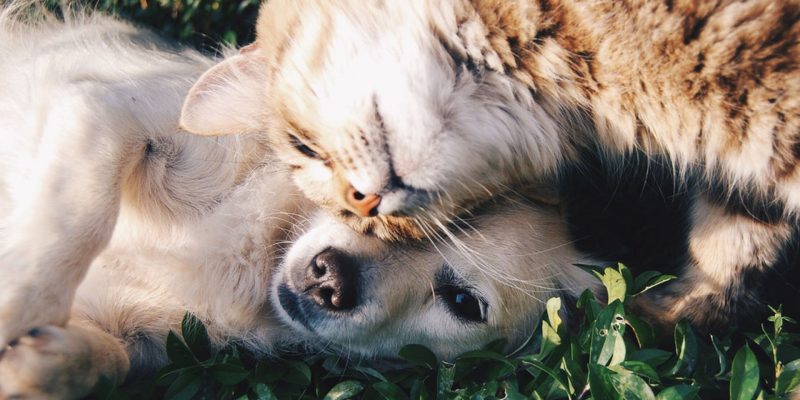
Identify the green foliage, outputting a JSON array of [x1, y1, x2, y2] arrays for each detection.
[[47, 0, 260, 50], [93, 264, 800, 399]]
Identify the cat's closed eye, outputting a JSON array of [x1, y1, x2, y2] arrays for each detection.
[[289, 134, 320, 159]]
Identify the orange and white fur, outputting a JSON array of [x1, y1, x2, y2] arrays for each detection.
[[0, 9, 599, 399], [180, 0, 800, 332]]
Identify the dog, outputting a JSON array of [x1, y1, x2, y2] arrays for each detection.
[[0, 8, 600, 398]]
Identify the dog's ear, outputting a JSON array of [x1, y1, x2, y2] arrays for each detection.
[[180, 44, 268, 136]]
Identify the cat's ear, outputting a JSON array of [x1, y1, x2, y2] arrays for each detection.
[[180, 43, 269, 136]]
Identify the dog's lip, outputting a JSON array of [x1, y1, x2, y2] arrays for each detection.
[[277, 283, 317, 333]]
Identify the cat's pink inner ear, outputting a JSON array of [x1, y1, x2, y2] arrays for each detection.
[[180, 47, 268, 136], [239, 42, 259, 54]]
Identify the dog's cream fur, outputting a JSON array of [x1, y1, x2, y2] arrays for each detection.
[[0, 5, 267, 347], [0, 10, 599, 398]]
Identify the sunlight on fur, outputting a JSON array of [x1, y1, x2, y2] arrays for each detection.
[[0, 5, 600, 398]]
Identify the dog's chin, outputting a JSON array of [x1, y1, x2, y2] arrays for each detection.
[[270, 279, 317, 336]]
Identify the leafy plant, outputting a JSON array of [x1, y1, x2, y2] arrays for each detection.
[[46, 0, 260, 50], [94, 264, 800, 399]]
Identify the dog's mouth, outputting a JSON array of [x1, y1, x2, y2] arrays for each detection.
[[276, 283, 318, 333]]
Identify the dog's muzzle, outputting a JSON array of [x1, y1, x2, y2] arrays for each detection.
[[277, 248, 362, 330]]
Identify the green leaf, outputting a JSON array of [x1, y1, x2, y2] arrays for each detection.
[[590, 300, 626, 366], [768, 305, 795, 338], [282, 361, 311, 386], [561, 344, 588, 393], [588, 364, 655, 400], [180, 313, 211, 361], [399, 344, 438, 370], [250, 361, 286, 384], [521, 358, 570, 393], [612, 368, 656, 400], [546, 297, 563, 335], [575, 263, 606, 276], [618, 361, 661, 383], [631, 271, 662, 293], [730, 343, 760, 400], [472, 380, 498, 397], [500, 379, 527, 400], [710, 335, 730, 377], [777, 359, 800, 395], [409, 378, 431, 400], [617, 263, 634, 292], [538, 321, 561, 358], [323, 380, 365, 400], [165, 331, 198, 367], [456, 350, 517, 369], [373, 381, 406, 400], [669, 321, 697, 376], [355, 366, 389, 382], [632, 272, 677, 295], [600, 267, 627, 304], [163, 369, 202, 400], [625, 313, 656, 348], [252, 384, 278, 400], [211, 363, 249, 385], [576, 289, 601, 322], [437, 363, 455, 396], [656, 384, 699, 400], [222, 30, 237, 45], [628, 349, 672, 367]]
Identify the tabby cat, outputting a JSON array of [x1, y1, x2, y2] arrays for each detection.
[[180, 0, 799, 331]]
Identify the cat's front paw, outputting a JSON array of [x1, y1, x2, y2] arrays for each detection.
[[0, 325, 128, 400]]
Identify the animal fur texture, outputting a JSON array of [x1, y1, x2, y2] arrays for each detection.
[[0, 9, 600, 398], [180, 0, 800, 332]]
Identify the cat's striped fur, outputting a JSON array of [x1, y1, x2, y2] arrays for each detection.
[[180, 0, 800, 331]]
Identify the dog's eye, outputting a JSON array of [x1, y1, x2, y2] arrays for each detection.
[[289, 134, 320, 159], [437, 284, 487, 323]]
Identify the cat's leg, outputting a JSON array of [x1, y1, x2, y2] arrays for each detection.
[[632, 197, 793, 333], [0, 321, 130, 400], [0, 85, 143, 346]]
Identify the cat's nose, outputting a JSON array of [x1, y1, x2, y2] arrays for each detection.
[[345, 186, 381, 217], [303, 248, 359, 311]]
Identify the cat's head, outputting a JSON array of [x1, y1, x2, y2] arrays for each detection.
[[180, 0, 563, 240], [271, 196, 598, 360]]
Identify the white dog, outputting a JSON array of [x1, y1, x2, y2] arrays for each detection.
[[0, 8, 598, 399]]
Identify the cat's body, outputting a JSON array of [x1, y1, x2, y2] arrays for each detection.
[[181, 0, 800, 332]]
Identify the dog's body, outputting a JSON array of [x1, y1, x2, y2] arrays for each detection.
[[0, 11, 600, 398]]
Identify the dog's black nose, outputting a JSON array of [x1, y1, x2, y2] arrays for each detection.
[[303, 248, 359, 311]]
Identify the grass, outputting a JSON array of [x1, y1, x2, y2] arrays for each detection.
[[94, 264, 800, 399], [62, 2, 800, 398]]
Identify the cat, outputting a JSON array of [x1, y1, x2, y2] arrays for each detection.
[[180, 0, 800, 331]]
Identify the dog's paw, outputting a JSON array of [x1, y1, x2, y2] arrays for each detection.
[[0, 325, 121, 400]]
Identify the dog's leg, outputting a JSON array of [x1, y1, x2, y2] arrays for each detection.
[[0, 320, 130, 400], [0, 85, 142, 346]]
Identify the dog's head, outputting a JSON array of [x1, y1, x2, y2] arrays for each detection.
[[270, 197, 597, 360]]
